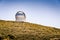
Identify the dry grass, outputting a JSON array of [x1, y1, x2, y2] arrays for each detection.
[[0, 20, 60, 40]]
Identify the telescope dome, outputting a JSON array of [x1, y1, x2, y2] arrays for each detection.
[[15, 11, 26, 22]]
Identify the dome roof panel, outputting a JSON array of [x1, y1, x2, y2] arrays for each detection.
[[15, 11, 25, 16]]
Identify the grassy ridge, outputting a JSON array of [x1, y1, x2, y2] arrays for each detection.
[[0, 20, 60, 40]]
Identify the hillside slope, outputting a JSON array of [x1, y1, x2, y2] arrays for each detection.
[[0, 20, 60, 40]]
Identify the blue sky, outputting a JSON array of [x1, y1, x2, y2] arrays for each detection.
[[0, 0, 60, 28]]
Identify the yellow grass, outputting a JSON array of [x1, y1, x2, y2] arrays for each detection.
[[0, 20, 60, 40]]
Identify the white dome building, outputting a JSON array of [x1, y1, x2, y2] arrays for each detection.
[[15, 11, 26, 22]]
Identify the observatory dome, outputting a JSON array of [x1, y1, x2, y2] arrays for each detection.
[[15, 11, 26, 22]]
